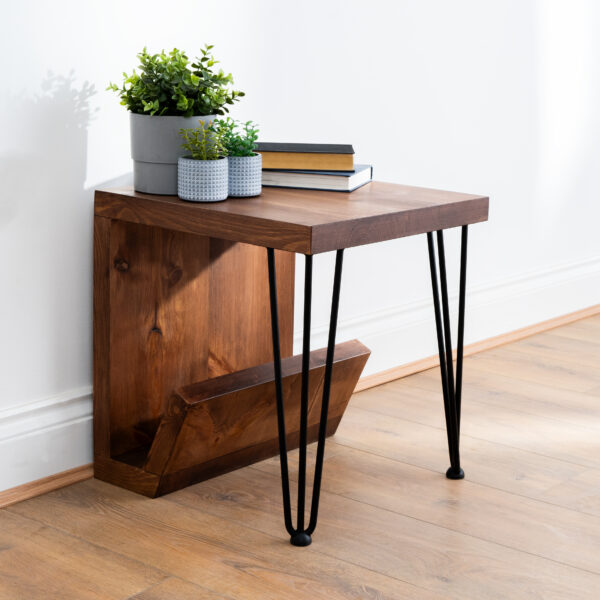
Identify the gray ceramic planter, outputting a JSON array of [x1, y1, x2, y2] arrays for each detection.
[[228, 153, 262, 197], [178, 157, 228, 202], [130, 113, 215, 195]]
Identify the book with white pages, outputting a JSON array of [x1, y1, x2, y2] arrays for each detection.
[[261, 164, 373, 192]]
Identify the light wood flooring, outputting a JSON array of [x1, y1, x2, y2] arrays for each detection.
[[2, 315, 600, 599]]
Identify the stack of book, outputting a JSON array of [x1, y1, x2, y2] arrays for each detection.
[[256, 143, 373, 192]]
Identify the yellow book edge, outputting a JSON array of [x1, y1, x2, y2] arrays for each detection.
[[259, 152, 354, 171]]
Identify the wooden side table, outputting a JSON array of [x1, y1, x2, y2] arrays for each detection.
[[94, 181, 489, 546]]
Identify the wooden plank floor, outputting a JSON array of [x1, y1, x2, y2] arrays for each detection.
[[2, 315, 600, 599]]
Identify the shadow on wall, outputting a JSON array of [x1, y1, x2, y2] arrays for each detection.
[[0, 71, 129, 405], [0, 71, 96, 229]]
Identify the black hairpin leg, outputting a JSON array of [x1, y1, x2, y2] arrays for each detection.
[[427, 226, 468, 480], [267, 248, 344, 546]]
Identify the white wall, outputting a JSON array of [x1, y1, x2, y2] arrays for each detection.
[[1, 0, 599, 492]]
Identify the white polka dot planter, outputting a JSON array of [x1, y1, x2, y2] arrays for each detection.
[[177, 156, 229, 202], [228, 153, 262, 197]]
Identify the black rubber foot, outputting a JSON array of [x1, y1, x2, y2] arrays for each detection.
[[290, 532, 312, 547], [446, 466, 465, 480]]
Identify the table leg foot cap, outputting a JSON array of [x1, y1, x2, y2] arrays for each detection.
[[446, 466, 465, 480], [290, 532, 312, 546]]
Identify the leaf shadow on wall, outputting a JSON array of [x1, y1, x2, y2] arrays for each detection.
[[0, 71, 97, 228], [0, 71, 129, 400]]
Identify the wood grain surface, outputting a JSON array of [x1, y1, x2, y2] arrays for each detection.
[[93, 217, 294, 493], [0, 465, 93, 509], [142, 340, 369, 494], [4, 315, 600, 599], [95, 183, 489, 254], [93, 216, 111, 458]]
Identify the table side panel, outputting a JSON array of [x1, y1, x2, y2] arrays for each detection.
[[103, 220, 295, 459], [108, 221, 212, 457], [207, 239, 294, 378], [93, 216, 112, 459]]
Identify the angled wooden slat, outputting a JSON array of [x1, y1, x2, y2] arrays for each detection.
[[142, 340, 370, 496]]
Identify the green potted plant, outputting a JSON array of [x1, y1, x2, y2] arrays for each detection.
[[214, 118, 261, 197], [108, 45, 244, 195], [178, 121, 228, 202]]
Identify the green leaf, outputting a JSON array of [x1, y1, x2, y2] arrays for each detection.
[[107, 45, 244, 116]]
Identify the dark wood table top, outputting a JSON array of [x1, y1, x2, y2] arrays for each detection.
[[95, 182, 489, 254]]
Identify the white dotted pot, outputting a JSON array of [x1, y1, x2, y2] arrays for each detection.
[[178, 157, 228, 202], [228, 153, 262, 197]]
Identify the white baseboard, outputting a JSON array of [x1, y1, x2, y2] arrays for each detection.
[[1, 255, 599, 493], [300, 254, 600, 376], [0, 388, 92, 492]]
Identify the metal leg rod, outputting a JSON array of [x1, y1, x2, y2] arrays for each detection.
[[296, 255, 313, 535], [436, 231, 462, 476], [427, 230, 466, 480], [436, 232, 457, 424], [267, 248, 295, 536], [307, 249, 344, 535], [454, 226, 468, 433], [426, 233, 458, 470], [267, 248, 345, 546]]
